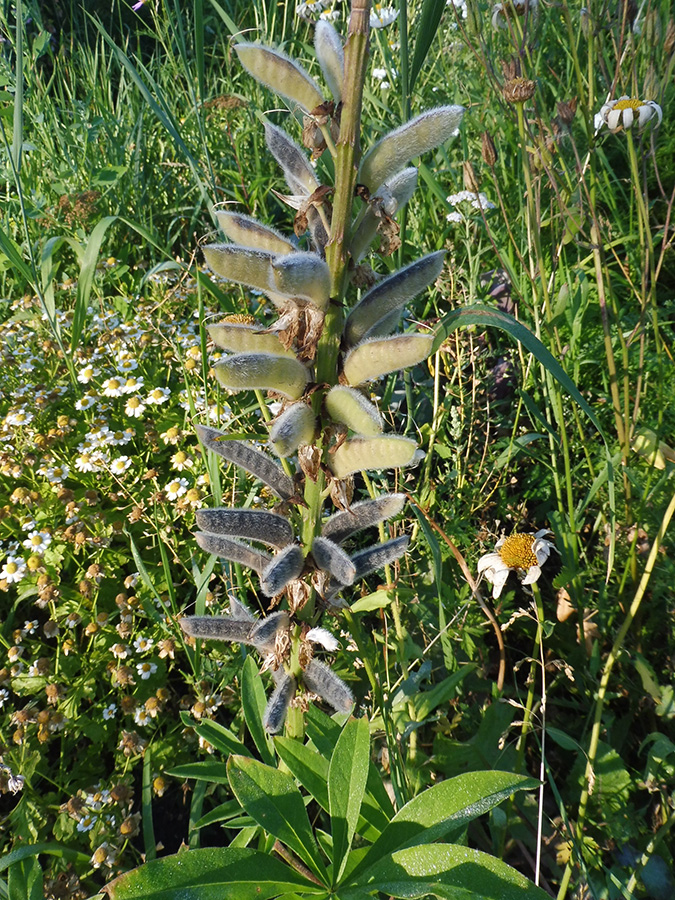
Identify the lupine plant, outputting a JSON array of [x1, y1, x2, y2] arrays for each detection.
[[99, 1, 549, 898]]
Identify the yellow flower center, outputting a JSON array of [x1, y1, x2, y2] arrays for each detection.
[[128, 398, 140, 408], [614, 98, 644, 111], [498, 534, 538, 569], [6, 562, 17, 575]]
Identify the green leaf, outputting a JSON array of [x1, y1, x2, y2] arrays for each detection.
[[350, 590, 393, 613], [409, 0, 445, 95], [415, 666, 476, 721], [348, 771, 538, 882], [102, 847, 324, 899], [167, 761, 230, 785], [329, 718, 370, 882], [0, 843, 90, 873], [342, 843, 550, 899], [227, 756, 328, 886], [275, 736, 330, 810], [180, 713, 253, 759], [8, 855, 42, 900], [141, 748, 156, 861], [71, 216, 117, 352], [241, 656, 275, 765]]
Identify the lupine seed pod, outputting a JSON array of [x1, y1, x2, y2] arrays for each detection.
[[179, 616, 254, 644], [303, 659, 354, 713], [344, 251, 445, 347], [262, 672, 297, 734], [321, 494, 406, 544], [269, 403, 316, 457], [194, 532, 271, 573], [351, 167, 419, 262], [229, 596, 255, 621], [342, 334, 435, 385], [271, 252, 331, 309], [202, 244, 276, 294], [260, 545, 305, 597], [214, 352, 309, 400], [311, 536, 356, 585], [196, 509, 294, 549], [250, 611, 290, 653], [324, 385, 383, 436], [196, 424, 295, 500], [265, 122, 320, 196], [351, 535, 410, 580], [215, 211, 296, 255], [314, 19, 344, 104], [359, 105, 465, 191], [329, 435, 421, 479], [208, 322, 295, 357], [235, 43, 324, 114]]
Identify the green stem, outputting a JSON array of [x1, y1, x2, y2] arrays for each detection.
[[515, 582, 545, 774]]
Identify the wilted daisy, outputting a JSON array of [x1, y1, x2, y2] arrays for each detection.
[[1, 556, 27, 584], [164, 477, 189, 501], [594, 96, 662, 133], [477, 529, 557, 599], [370, 2, 398, 27], [492, 0, 538, 29]]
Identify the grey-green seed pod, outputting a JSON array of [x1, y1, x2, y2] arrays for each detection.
[[262, 672, 296, 734], [196, 425, 295, 500], [311, 536, 356, 585], [342, 333, 435, 385], [321, 493, 406, 544], [229, 596, 255, 621], [351, 535, 410, 580], [344, 251, 445, 347], [269, 403, 316, 457], [351, 167, 419, 262], [324, 385, 383, 436], [330, 435, 421, 479], [216, 211, 295, 255], [196, 508, 294, 549], [194, 531, 271, 573], [303, 659, 354, 713], [271, 252, 331, 309], [265, 122, 320, 196], [214, 352, 309, 401], [314, 19, 344, 104], [203, 244, 276, 294], [260, 545, 305, 597], [179, 616, 254, 644], [359, 105, 465, 191], [208, 322, 295, 357], [235, 43, 324, 114], [250, 611, 290, 653]]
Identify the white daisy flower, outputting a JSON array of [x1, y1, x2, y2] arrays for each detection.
[[125, 396, 146, 418], [45, 465, 69, 484], [134, 707, 151, 726], [75, 451, 104, 473], [136, 661, 157, 680], [78, 365, 100, 384], [477, 529, 557, 599], [595, 95, 662, 133], [170, 450, 193, 471], [102, 703, 117, 720], [109, 456, 132, 475], [102, 377, 125, 397], [164, 478, 189, 500], [1, 556, 27, 584], [370, 3, 398, 27], [146, 386, 171, 405], [133, 635, 154, 653], [5, 409, 34, 427], [22, 531, 52, 555], [77, 813, 97, 833], [75, 395, 98, 411], [296, 0, 329, 19], [122, 375, 144, 394]]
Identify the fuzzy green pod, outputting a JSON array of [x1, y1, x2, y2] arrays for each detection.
[[194, 532, 271, 574], [303, 660, 354, 713], [260, 545, 305, 597], [344, 251, 445, 347], [235, 43, 324, 114], [263, 672, 296, 734], [272, 252, 331, 309], [359, 105, 465, 191], [342, 334, 435, 385], [351, 535, 410, 580], [208, 322, 295, 358], [314, 19, 344, 104], [179, 616, 254, 644], [324, 385, 383, 436], [196, 508, 294, 549], [214, 352, 309, 400], [196, 425, 295, 500], [203, 244, 275, 294], [351, 167, 419, 262], [265, 122, 320, 196], [250, 611, 290, 653], [321, 493, 406, 544], [216, 211, 295, 255], [269, 403, 316, 457], [311, 536, 356, 585], [329, 435, 421, 479]]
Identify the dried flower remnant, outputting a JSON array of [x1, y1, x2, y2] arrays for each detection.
[[477, 529, 557, 599], [491, 0, 538, 29], [594, 96, 662, 133]]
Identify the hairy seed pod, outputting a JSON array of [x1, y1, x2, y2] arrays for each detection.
[[208, 322, 295, 357], [359, 105, 465, 191], [196, 425, 295, 500], [351, 535, 410, 580], [269, 403, 316, 457], [303, 659, 354, 713], [196, 508, 294, 549], [344, 251, 445, 347], [179, 616, 254, 644], [265, 122, 320, 196], [321, 494, 406, 544], [330, 436, 421, 479], [214, 353, 309, 401], [260, 545, 305, 597], [314, 19, 344, 103], [351, 167, 419, 262], [272, 252, 331, 309], [194, 532, 271, 573], [342, 334, 435, 385], [235, 43, 324, 114], [202, 244, 276, 294], [262, 672, 296, 734], [229, 596, 255, 621], [250, 611, 290, 653], [311, 536, 356, 585], [216, 211, 296, 255], [324, 385, 383, 436]]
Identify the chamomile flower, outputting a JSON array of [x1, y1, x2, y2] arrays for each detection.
[[170, 450, 193, 471], [102, 377, 125, 398], [75, 451, 105, 473], [595, 96, 662, 133], [370, 3, 398, 27], [133, 635, 153, 653], [1, 556, 27, 584], [136, 661, 157, 680], [109, 456, 132, 475], [45, 464, 69, 484], [102, 703, 117, 720], [134, 707, 151, 726], [107, 427, 135, 446], [477, 529, 557, 599], [296, 0, 329, 19], [164, 478, 189, 501], [146, 386, 171, 405], [5, 408, 34, 427], [122, 375, 144, 394], [22, 531, 52, 555], [78, 364, 100, 384], [75, 395, 97, 411], [125, 396, 146, 418]]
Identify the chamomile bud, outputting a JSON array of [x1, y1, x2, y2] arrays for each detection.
[[342, 334, 435, 385], [202, 244, 276, 294], [235, 43, 324, 114], [321, 494, 406, 544], [329, 435, 421, 479], [260, 545, 305, 597], [324, 386, 383, 436], [208, 322, 295, 357], [215, 211, 296, 255], [179, 616, 254, 644], [269, 403, 316, 457], [303, 659, 354, 713], [196, 425, 295, 500], [359, 106, 465, 191], [311, 536, 356, 585], [265, 122, 320, 196], [196, 508, 294, 549], [214, 353, 309, 401], [314, 19, 344, 103], [194, 532, 271, 574], [262, 672, 296, 734], [250, 611, 290, 653], [271, 252, 331, 309]]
